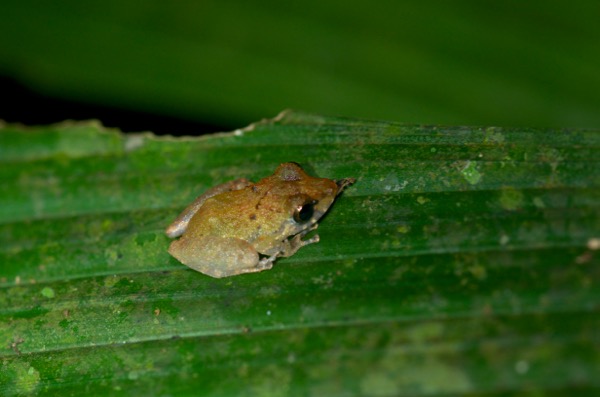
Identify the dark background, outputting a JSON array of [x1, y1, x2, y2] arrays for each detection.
[[1, 75, 222, 135], [1, 1, 599, 135]]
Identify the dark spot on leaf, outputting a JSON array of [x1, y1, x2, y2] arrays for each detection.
[[12, 306, 49, 319]]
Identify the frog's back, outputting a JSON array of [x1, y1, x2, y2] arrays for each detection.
[[184, 188, 261, 240]]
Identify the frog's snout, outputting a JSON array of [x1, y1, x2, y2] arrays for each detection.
[[335, 178, 356, 194]]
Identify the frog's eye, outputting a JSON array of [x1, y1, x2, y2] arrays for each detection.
[[293, 201, 316, 223]]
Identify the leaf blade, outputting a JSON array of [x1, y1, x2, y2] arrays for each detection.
[[1, 112, 599, 395]]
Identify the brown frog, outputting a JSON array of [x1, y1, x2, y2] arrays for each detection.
[[165, 162, 355, 278]]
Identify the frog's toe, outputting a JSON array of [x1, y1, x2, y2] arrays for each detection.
[[258, 253, 278, 269], [304, 223, 319, 234], [303, 234, 320, 245]]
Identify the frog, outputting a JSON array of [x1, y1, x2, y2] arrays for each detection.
[[165, 162, 355, 278]]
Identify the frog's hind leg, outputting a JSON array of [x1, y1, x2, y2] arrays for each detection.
[[165, 178, 252, 238], [168, 235, 262, 278]]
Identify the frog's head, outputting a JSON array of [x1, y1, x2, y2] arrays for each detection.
[[273, 162, 355, 234]]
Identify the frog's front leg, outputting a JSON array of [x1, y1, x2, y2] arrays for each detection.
[[165, 178, 251, 238], [259, 223, 319, 262], [168, 234, 269, 278]]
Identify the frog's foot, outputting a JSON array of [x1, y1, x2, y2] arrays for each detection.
[[299, 222, 319, 238], [236, 260, 273, 275], [256, 253, 278, 270], [279, 223, 320, 258], [295, 232, 319, 247], [252, 223, 321, 269]]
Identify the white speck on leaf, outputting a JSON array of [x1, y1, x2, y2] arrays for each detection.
[[515, 360, 529, 374], [588, 238, 600, 250], [461, 161, 482, 185]]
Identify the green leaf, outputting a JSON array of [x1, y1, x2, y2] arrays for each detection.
[[1, 111, 599, 396]]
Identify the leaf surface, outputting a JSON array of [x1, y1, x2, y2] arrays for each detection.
[[1, 112, 599, 395]]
